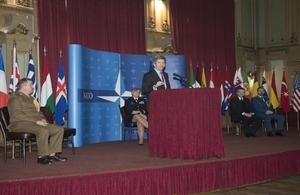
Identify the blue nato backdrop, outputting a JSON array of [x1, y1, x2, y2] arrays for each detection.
[[68, 44, 186, 147]]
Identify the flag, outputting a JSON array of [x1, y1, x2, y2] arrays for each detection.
[[26, 53, 38, 99], [188, 65, 196, 88], [201, 63, 207, 88], [292, 70, 300, 112], [243, 69, 252, 100], [0, 52, 8, 108], [261, 70, 269, 97], [194, 65, 201, 88], [233, 67, 243, 95], [269, 70, 279, 109], [8, 47, 20, 94], [55, 57, 68, 125], [209, 65, 215, 88], [40, 55, 55, 113], [216, 67, 222, 106], [221, 69, 232, 115], [251, 70, 259, 97], [280, 71, 290, 113]]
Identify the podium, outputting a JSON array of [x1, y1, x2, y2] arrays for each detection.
[[148, 88, 225, 160]]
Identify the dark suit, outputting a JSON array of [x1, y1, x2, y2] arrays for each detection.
[[251, 96, 284, 132], [124, 97, 148, 122], [230, 96, 263, 136], [142, 70, 171, 96], [8, 92, 64, 157]]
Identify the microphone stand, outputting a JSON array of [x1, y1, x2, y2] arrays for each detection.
[[173, 77, 194, 88]]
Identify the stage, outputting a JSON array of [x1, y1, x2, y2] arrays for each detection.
[[1, 128, 300, 195]]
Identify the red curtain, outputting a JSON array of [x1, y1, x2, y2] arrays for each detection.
[[170, 0, 236, 84], [37, 0, 146, 90]]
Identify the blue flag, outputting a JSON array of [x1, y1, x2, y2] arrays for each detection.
[[26, 53, 38, 99], [55, 57, 68, 125]]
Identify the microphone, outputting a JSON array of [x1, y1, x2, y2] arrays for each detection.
[[173, 73, 186, 81]]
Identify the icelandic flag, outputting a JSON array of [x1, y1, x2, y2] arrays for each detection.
[[26, 53, 38, 99], [55, 57, 68, 125]]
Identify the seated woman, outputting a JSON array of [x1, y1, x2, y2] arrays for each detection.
[[124, 88, 148, 145]]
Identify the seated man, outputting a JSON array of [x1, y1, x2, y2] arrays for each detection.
[[8, 78, 67, 165], [230, 88, 263, 137], [124, 88, 148, 145], [252, 87, 285, 136]]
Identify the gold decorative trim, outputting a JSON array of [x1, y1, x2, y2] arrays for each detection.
[[162, 18, 170, 32], [147, 17, 155, 29], [6, 23, 29, 35], [266, 46, 289, 55], [0, 3, 34, 14], [17, 0, 31, 7], [290, 32, 298, 43], [146, 44, 177, 54]]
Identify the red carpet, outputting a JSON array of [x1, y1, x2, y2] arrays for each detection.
[[1, 129, 300, 195]]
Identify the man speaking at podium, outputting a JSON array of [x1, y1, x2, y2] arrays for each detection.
[[142, 55, 171, 96]]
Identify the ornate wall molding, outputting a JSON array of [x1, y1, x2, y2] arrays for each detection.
[[266, 46, 289, 55], [0, 3, 33, 13]]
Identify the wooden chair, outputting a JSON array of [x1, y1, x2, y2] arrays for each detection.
[[0, 106, 36, 164], [40, 107, 76, 155]]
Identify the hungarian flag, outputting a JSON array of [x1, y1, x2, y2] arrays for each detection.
[[269, 70, 279, 109], [8, 47, 20, 95], [40, 55, 55, 113], [55, 57, 68, 125], [26, 53, 38, 99], [0, 52, 8, 108], [280, 71, 290, 113], [201, 63, 207, 88], [188, 65, 196, 88]]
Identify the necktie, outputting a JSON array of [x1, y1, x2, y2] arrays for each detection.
[[160, 72, 165, 83], [33, 98, 40, 112]]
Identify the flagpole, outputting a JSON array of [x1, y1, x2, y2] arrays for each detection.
[[285, 113, 288, 131], [296, 111, 299, 131], [13, 40, 16, 93]]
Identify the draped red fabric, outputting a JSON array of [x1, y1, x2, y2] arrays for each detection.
[[1, 151, 300, 195], [170, 0, 236, 84], [37, 0, 146, 90], [148, 88, 225, 160]]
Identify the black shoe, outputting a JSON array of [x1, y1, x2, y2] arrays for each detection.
[[245, 134, 251, 138], [37, 156, 52, 165], [275, 131, 285, 136], [250, 134, 257, 137], [267, 132, 273, 137], [48, 154, 67, 162], [138, 143, 143, 146]]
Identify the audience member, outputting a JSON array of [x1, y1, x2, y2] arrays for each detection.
[[251, 87, 285, 136], [124, 88, 148, 145], [230, 88, 263, 137], [8, 78, 67, 165]]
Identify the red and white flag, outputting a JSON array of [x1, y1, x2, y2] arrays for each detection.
[[8, 47, 20, 94], [280, 71, 290, 113]]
